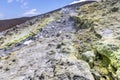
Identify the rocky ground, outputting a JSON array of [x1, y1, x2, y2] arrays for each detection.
[[0, 0, 120, 80], [0, 17, 32, 32]]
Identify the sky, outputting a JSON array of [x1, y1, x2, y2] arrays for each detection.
[[0, 0, 80, 20]]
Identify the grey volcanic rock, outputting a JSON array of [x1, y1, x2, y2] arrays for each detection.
[[0, 33, 94, 80], [23, 59, 94, 80], [0, 7, 94, 79]]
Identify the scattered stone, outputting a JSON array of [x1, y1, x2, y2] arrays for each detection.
[[33, 59, 94, 80], [111, 7, 119, 12], [91, 69, 101, 80], [81, 51, 95, 63], [4, 68, 10, 71], [47, 50, 56, 55], [0, 66, 3, 69], [56, 44, 62, 49], [23, 40, 33, 45]]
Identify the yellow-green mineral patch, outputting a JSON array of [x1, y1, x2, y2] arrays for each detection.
[[0, 17, 52, 49], [94, 39, 120, 79]]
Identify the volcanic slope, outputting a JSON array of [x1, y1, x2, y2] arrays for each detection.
[[0, 0, 120, 80]]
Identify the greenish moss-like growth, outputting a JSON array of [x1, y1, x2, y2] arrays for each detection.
[[2, 18, 52, 49], [72, 16, 94, 29], [94, 42, 120, 79]]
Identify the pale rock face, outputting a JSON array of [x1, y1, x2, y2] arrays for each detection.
[[23, 40, 33, 45], [82, 51, 95, 63]]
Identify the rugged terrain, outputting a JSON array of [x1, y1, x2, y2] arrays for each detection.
[[0, 0, 120, 80], [0, 17, 32, 32]]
